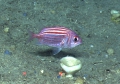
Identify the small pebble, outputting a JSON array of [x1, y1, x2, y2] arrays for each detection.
[[74, 77, 84, 84], [4, 50, 12, 55], [10, 45, 16, 51], [40, 70, 44, 74], [22, 71, 27, 76], [57, 75, 61, 79], [59, 71, 65, 77], [23, 13, 27, 16], [107, 48, 114, 55], [4, 27, 9, 33], [90, 45, 94, 48]]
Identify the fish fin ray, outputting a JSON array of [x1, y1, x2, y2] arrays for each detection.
[[52, 47, 62, 55]]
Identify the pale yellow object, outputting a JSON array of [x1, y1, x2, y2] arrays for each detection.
[[74, 77, 84, 84], [60, 56, 82, 78], [107, 48, 114, 55], [4, 27, 9, 33], [10, 45, 16, 51], [111, 10, 120, 23]]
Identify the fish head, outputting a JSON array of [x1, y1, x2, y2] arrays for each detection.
[[69, 35, 82, 48]]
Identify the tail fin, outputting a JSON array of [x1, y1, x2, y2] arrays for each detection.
[[28, 30, 34, 42]]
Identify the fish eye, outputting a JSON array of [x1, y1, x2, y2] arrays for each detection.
[[74, 36, 78, 42]]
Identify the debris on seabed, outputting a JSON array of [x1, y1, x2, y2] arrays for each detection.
[[4, 50, 12, 55]]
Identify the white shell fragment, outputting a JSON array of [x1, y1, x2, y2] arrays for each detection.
[[111, 10, 120, 17]]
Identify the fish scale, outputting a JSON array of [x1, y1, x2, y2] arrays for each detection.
[[40, 35, 65, 44]]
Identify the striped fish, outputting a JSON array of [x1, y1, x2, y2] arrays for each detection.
[[30, 27, 82, 55]]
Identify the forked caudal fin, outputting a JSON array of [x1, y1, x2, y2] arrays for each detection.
[[28, 30, 35, 42]]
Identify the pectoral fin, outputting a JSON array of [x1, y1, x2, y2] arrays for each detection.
[[53, 47, 62, 55]]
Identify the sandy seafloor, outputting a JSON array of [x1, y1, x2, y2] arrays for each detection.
[[0, 0, 120, 84]]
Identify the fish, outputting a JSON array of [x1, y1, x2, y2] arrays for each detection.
[[30, 27, 82, 55]]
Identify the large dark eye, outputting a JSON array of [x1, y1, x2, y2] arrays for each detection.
[[74, 37, 78, 42]]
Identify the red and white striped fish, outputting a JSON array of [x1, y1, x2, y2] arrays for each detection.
[[30, 27, 82, 55]]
